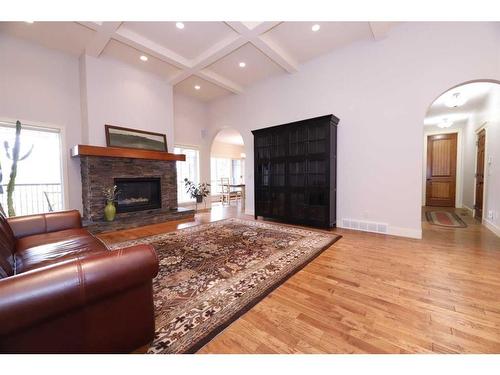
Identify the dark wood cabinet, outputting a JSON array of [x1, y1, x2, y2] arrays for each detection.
[[252, 114, 339, 228]]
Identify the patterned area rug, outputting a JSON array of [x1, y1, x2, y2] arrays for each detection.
[[425, 211, 467, 228], [110, 218, 340, 353]]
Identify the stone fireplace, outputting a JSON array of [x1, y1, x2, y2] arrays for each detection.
[[73, 145, 194, 233]]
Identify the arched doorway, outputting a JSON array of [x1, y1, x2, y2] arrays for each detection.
[[422, 80, 500, 231], [210, 128, 246, 211]]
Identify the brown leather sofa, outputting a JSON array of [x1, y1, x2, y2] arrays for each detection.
[[0, 210, 159, 353]]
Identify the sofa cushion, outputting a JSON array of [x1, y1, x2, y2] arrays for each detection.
[[0, 211, 15, 278], [15, 229, 108, 274], [7, 210, 82, 240]]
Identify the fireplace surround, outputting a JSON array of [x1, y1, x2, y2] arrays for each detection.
[[73, 145, 194, 233]]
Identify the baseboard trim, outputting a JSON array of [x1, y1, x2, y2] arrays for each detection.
[[483, 219, 500, 237], [337, 222, 422, 240], [387, 226, 422, 239]]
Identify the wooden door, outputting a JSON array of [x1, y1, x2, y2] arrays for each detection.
[[426, 133, 457, 207], [474, 129, 486, 220]]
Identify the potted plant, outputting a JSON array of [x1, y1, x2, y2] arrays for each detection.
[[103, 185, 120, 221], [184, 178, 210, 208]]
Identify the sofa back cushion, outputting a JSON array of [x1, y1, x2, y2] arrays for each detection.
[[0, 211, 15, 278], [7, 210, 82, 239]]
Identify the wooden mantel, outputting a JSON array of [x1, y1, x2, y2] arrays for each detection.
[[70, 145, 186, 161]]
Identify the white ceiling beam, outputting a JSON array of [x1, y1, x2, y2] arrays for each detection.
[[224, 21, 252, 35], [169, 70, 194, 86], [224, 21, 298, 73], [77, 21, 100, 30], [80, 21, 191, 69], [225, 21, 280, 37], [190, 34, 247, 71], [369, 22, 396, 41], [197, 70, 243, 94], [114, 28, 190, 69], [170, 34, 246, 90], [250, 21, 282, 36], [84, 22, 122, 57], [252, 34, 299, 73]]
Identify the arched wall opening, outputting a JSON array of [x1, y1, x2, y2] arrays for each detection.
[[209, 128, 246, 210], [422, 79, 500, 234]]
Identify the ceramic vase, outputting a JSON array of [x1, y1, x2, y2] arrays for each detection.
[[104, 201, 116, 222]]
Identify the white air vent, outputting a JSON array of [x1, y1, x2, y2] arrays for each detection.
[[341, 218, 388, 235]]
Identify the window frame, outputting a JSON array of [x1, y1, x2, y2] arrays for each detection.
[[174, 144, 200, 204], [210, 157, 232, 196], [210, 156, 246, 194], [0, 117, 69, 213]]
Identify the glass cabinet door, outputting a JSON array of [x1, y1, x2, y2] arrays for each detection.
[[307, 123, 328, 155], [288, 160, 306, 188], [288, 126, 308, 157]]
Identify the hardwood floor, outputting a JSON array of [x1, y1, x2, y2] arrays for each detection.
[[98, 204, 500, 354]]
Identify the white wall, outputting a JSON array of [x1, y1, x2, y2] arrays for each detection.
[[173, 93, 211, 184], [81, 54, 175, 150], [207, 22, 500, 238], [0, 33, 83, 211]]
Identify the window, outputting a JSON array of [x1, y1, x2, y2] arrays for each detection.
[[210, 157, 245, 193], [0, 121, 64, 217], [231, 159, 245, 184], [174, 146, 199, 203], [210, 157, 231, 194]]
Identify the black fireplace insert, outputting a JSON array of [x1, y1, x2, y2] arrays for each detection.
[[114, 177, 161, 213]]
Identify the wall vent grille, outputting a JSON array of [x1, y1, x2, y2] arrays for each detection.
[[341, 218, 388, 234]]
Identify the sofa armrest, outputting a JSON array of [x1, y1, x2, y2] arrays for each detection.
[[7, 210, 82, 239], [0, 244, 158, 336]]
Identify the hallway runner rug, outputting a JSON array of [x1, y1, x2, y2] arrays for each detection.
[[110, 218, 340, 353], [425, 211, 467, 228]]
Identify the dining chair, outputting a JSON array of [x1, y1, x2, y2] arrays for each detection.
[[220, 177, 230, 205]]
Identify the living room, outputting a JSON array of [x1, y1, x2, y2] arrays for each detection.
[[1, 0, 500, 373]]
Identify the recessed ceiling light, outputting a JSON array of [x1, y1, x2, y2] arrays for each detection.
[[445, 92, 467, 108], [312, 24, 321, 32], [176, 22, 185, 29], [437, 118, 453, 129], [139, 55, 148, 62], [194, 85, 201, 90], [239, 62, 246, 68], [25, 21, 34, 24]]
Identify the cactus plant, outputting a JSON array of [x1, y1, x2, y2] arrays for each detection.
[[0, 158, 5, 217], [3, 121, 34, 217]]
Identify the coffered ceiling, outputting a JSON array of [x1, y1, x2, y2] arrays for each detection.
[[0, 21, 399, 102]]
